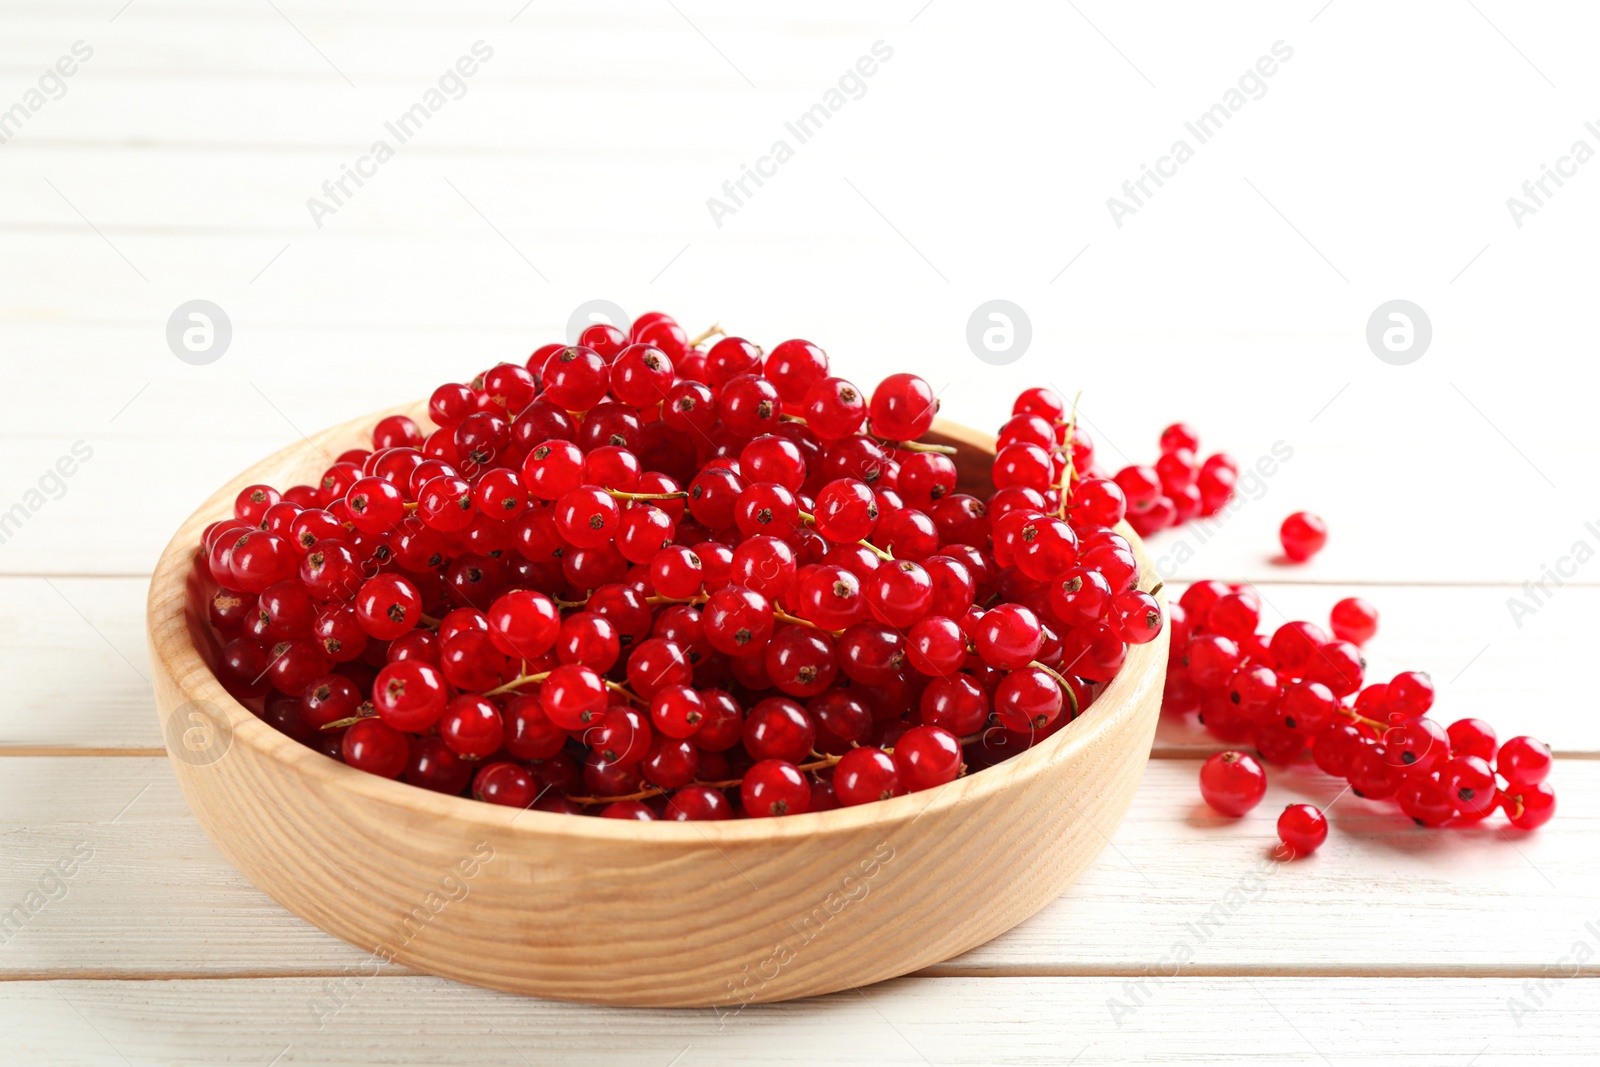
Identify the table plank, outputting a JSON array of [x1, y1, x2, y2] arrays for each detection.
[[1, 757, 1590, 980], [2, 975, 1592, 1066]]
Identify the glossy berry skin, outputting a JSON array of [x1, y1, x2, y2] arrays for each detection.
[[473, 762, 537, 808], [740, 696, 814, 763], [993, 667, 1064, 733], [540, 664, 608, 731], [813, 479, 879, 543], [1498, 736, 1552, 787], [974, 603, 1044, 670], [864, 559, 933, 629], [372, 660, 449, 732], [1384, 670, 1435, 722], [1198, 751, 1267, 817], [1396, 772, 1456, 827], [906, 616, 966, 677], [1441, 755, 1499, 817], [540, 345, 610, 411], [919, 674, 989, 735], [741, 759, 812, 817], [868, 373, 938, 441], [1109, 591, 1163, 645], [1328, 597, 1378, 645], [438, 695, 505, 760], [893, 725, 963, 791], [834, 747, 903, 806], [1502, 781, 1557, 830], [342, 719, 410, 778], [1276, 804, 1328, 857], [1446, 718, 1498, 763], [1279, 511, 1328, 562]]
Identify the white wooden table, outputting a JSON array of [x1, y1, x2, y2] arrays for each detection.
[[3, 1, 1596, 1062]]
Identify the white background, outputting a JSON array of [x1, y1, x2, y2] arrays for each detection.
[[1, 1, 1597, 1064]]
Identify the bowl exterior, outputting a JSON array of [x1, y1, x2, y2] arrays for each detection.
[[148, 408, 1167, 1007]]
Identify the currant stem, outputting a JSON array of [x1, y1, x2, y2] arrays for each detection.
[[687, 322, 723, 347], [1338, 707, 1389, 734], [605, 489, 689, 502], [796, 509, 894, 561], [483, 670, 552, 697], [889, 439, 958, 456], [320, 712, 374, 731], [645, 593, 709, 607], [604, 680, 645, 705], [1029, 660, 1081, 716], [1055, 389, 1084, 519], [773, 608, 844, 638]]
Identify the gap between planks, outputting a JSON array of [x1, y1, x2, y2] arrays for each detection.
[[3, 964, 1596, 984]]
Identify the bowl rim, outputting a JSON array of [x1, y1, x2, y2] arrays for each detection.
[[148, 402, 1167, 845]]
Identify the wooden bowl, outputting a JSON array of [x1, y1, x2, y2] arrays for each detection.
[[146, 404, 1168, 1008]]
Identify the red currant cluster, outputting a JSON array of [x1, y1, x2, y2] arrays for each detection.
[[1171, 586, 1557, 850], [1082, 423, 1240, 538], [196, 313, 1187, 820]]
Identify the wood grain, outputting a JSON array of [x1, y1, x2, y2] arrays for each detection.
[[144, 405, 1167, 1006], [5, 976, 1592, 1067]]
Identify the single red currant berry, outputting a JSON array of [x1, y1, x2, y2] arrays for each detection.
[[554, 486, 620, 548], [868, 373, 939, 442], [1198, 751, 1267, 816], [1380, 717, 1448, 774], [1446, 717, 1497, 762], [1304, 640, 1364, 698], [1276, 804, 1328, 857], [812, 479, 879, 543], [664, 785, 734, 821], [578, 322, 628, 360], [540, 345, 611, 410], [801, 377, 867, 440], [342, 719, 409, 778], [1497, 736, 1552, 787], [485, 589, 560, 661], [864, 559, 933, 629], [1384, 670, 1435, 722], [1328, 597, 1378, 645], [404, 736, 472, 795], [762, 338, 829, 403], [539, 663, 608, 731], [473, 761, 537, 807], [919, 673, 989, 735], [1441, 755, 1499, 817], [993, 666, 1064, 733], [700, 584, 775, 657], [610, 343, 674, 406], [1279, 511, 1328, 562], [439, 695, 505, 760], [372, 659, 448, 731], [974, 603, 1044, 670], [893, 724, 963, 791], [741, 759, 812, 817], [1502, 781, 1557, 830], [354, 574, 422, 641], [834, 747, 903, 806], [1396, 771, 1457, 827], [1109, 590, 1164, 644], [1159, 422, 1201, 454], [906, 616, 967, 678]]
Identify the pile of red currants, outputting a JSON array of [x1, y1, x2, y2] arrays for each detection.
[[1173, 587, 1556, 851], [197, 312, 1186, 820]]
